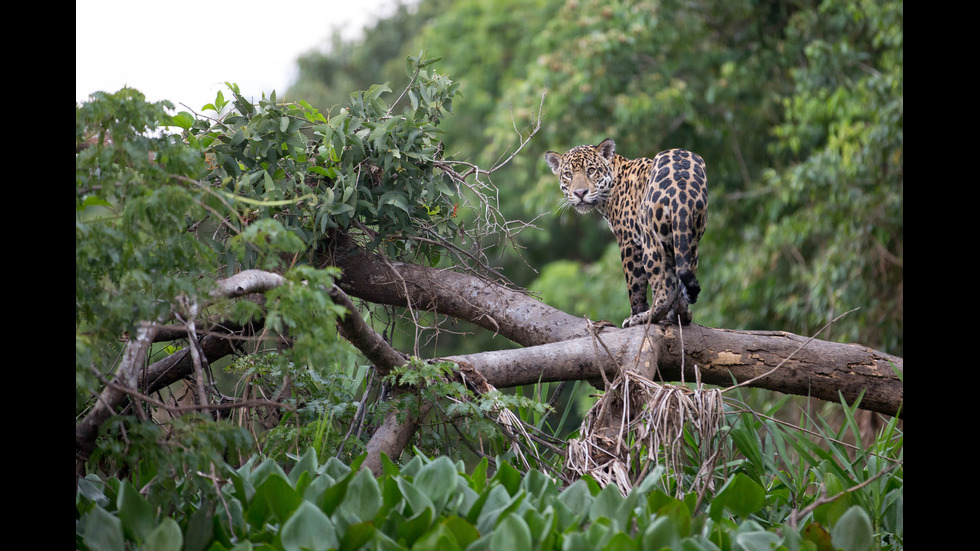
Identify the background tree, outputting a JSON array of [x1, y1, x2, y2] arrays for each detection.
[[287, 0, 902, 357]]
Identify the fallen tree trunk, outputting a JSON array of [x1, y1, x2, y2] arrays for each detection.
[[445, 323, 903, 418], [331, 246, 903, 473], [334, 247, 903, 416], [77, 248, 903, 479]]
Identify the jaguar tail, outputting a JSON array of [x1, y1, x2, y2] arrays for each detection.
[[678, 269, 700, 304]]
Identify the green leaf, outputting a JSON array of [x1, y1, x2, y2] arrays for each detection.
[[442, 515, 480, 549], [280, 501, 338, 551], [141, 518, 183, 551], [641, 516, 680, 551], [468, 457, 488, 492], [557, 479, 593, 521], [81, 506, 125, 551], [412, 523, 464, 551], [248, 474, 302, 526], [831, 506, 874, 551], [117, 479, 156, 543], [396, 476, 435, 518], [343, 468, 382, 522], [490, 460, 523, 496], [289, 447, 318, 486], [603, 531, 639, 551], [711, 473, 765, 519], [733, 529, 782, 551], [414, 456, 458, 513], [397, 506, 434, 546], [339, 522, 377, 551], [169, 111, 195, 130], [490, 513, 532, 551], [590, 483, 625, 525]]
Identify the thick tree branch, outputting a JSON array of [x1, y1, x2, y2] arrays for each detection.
[[444, 324, 903, 418], [329, 284, 407, 378], [76, 322, 159, 482], [75, 270, 287, 483], [78, 247, 903, 483], [329, 244, 903, 471], [333, 244, 592, 345]]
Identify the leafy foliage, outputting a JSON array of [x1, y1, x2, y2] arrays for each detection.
[[77, 407, 902, 550], [76, 53, 477, 477], [289, 0, 903, 357]]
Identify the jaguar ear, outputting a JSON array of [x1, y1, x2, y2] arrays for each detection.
[[544, 151, 562, 174], [596, 138, 616, 160]]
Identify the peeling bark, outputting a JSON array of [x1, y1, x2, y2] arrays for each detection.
[[331, 245, 903, 471], [77, 244, 904, 481]]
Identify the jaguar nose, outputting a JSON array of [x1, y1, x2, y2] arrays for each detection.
[[573, 189, 588, 200]]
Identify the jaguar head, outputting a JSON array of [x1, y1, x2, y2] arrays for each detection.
[[545, 138, 616, 214]]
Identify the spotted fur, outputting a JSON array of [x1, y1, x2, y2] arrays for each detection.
[[545, 138, 707, 327]]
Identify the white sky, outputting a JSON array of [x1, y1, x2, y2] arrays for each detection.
[[76, 0, 402, 112]]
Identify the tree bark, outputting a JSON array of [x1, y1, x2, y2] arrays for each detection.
[[444, 324, 903, 417], [331, 245, 904, 471], [77, 248, 904, 480]]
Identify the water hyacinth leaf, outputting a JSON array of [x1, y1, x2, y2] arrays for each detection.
[[414, 455, 458, 513], [249, 474, 302, 526], [81, 506, 125, 551], [490, 513, 532, 551], [140, 518, 182, 551], [711, 473, 765, 520], [280, 501, 338, 551], [343, 468, 382, 522], [117, 480, 156, 543], [831, 506, 874, 551]]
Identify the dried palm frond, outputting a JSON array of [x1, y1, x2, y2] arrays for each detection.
[[566, 365, 725, 498]]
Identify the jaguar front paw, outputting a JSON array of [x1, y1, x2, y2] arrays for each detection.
[[622, 310, 652, 328]]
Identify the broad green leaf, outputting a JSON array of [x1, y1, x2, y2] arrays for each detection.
[[397, 476, 435, 518], [603, 531, 638, 551], [289, 447, 318, 486], [117, 479, 156, 543], [397, 506, 434, 546], [249, 474, 301, 526], [490, 513, 532, 551], [642, 516, 680, 551], [280, 501, 338, 551], [81, 506, 125, 551], [468, 457, 488, 492], [169, 111, 195, 130], [590, 483, 625, 525], [339, 522, 377, 551], [412, 523, 463, 551], [831, 506, 874, 551], [557, 479, 593, 521], [711, 473, 765, 519], [343, 468, 382, 522], [472, 484, 513, 533], [443, 515, 480, 549], [801, 522, 832, 550], [141, 518, 183, 551], [734, 529, 782, 551], [414, 455, 458, 513], [184, 505, 214, 551]]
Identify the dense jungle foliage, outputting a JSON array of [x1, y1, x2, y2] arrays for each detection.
[[76, 0, 902, 549], [292, 0, 902, 357]]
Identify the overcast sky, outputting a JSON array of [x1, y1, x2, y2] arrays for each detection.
[[76, 0, 401, 111]]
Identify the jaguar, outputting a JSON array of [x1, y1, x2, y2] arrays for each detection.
[[545, 138, 707, 327]]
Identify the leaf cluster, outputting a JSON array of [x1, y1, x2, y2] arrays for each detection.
[[77, 414, 902, 551], [289, 0, 903, 357], [180, 55, 462, 267]]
